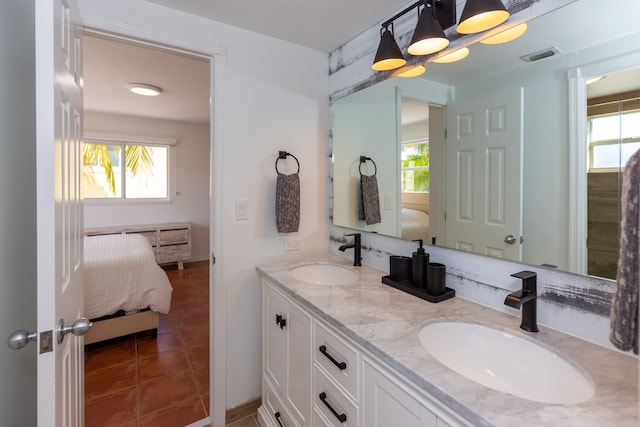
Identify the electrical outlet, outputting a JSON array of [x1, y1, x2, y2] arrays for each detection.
[[284, 238, 300, 251], [236, 199, 248, 220]]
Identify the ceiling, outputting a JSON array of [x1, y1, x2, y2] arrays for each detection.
[[83, 0, 639, 125]]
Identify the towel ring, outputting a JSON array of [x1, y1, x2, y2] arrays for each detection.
[[359, 156, 377, 176], [276, 151, 300, 175]]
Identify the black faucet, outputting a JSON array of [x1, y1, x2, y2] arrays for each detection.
[[504, 270, 539, 332], [339, 233, 361, 266]]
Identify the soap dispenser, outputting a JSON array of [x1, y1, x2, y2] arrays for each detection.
[[412, 239, 429, 289]]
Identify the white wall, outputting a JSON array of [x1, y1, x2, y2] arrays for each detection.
[[84, 112, 211, 260], [78, 0, 329, 411], [0, 1, 37, 425]]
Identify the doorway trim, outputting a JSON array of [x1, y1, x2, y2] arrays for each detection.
[[80, 16, 227, 427], [568, 48, 640, 276]]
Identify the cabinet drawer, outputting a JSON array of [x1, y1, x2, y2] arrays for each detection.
[[314, 321, 359, 400], [314, 366, 358, 427], [264, 378, 298, 427], [158, 227, 189, 245], [157, 243, 190, 262]]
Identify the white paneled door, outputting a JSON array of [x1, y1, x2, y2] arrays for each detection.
[[36, 0, 86, 425], [445, 87, 523, 261]]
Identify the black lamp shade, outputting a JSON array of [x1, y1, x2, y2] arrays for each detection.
[[407, 7, 449, 56], [457, 0, 509, 34], [372, 28, 407, 71]]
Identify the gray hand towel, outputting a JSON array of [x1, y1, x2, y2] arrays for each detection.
[[276, 173, 300, 233], [359, 174, 381, 225], [610, 148, 640, 354]]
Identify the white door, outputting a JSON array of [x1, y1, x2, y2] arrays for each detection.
[[36, 0, 86, 426], [445, 87, 523, 261]]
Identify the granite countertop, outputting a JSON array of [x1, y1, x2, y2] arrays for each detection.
[[256, 255, 638, 427]]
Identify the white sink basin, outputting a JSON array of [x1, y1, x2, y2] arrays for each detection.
[[289, 263, 358, 285], [418, 321, 594, 404]]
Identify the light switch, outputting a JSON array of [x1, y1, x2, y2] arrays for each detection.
[[384, 194, 392, 210], [236, 199, 248, 220]]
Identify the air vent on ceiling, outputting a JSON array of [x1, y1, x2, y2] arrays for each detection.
[[520, 47, 562, 63]]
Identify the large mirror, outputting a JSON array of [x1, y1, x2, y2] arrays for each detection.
[[332, 0, 640, 279]]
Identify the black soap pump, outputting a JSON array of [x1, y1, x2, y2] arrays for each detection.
[[412, 239, 429, 289]]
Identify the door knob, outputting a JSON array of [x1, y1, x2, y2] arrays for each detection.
[[57, 318, 92, 344], [504, 234, 517, 245], [7, 329, 37, 350]]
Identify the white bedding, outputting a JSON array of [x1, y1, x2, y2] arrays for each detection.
[[401, 208, 430, 241], [84, 234, 173, 319]]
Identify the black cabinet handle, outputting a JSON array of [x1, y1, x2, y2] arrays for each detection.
[[274, 411, 284, 427], [275, 314, 287, 329], [319, 392, 347, 423], [319, 345, 347, 370]]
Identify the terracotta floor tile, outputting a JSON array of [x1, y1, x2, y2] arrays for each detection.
[[85, 387, 137, 427], [137, 331, 185, 357], [201, 392, 210, 416], [138, 369, 199, 417], [181, 321, 209, 344], [193, 365, 210, 395], [139, 398, 207, 427], [85, 361, 137, 400], [85, 340, 136, 372], [186, 341, 210, 369], [157, 313, 182, 335], [138, 348, 191, 383]]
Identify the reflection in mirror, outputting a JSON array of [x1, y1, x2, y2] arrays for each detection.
[[586, 69, 640, 279], [332, 0, 640, 279]]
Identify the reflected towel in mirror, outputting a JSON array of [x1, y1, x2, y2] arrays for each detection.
[[359, 174, 381, 225], [610, 148, 640, 354]]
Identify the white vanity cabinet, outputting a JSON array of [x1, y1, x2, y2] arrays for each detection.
[[262, 281, 312, 427], [363, 358, 465, 427], [259, 278, 469, 427]]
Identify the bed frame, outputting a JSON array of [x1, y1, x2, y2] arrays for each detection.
[[84, 310, 159, 345]]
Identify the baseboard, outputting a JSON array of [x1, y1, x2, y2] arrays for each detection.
[[226, 398, 261, 424]]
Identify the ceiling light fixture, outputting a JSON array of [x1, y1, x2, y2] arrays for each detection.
[[480, 22, 527, 44], [372, 0, 513, 76], [126, 83, 163, 96], [457, 0, 510, 34], [433, 47, 470, 63]]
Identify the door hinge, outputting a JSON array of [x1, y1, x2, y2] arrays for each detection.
[[211, 253, 216, 265], [444, 128, 448, 139]]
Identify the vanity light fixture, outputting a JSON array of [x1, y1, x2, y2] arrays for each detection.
[[480, 22, 527, 44], [457, 0, 510, 34], [126, 83, 163, 96], [372, 0, 514, 75], [407, 3, 449, 56], [371, 0, 455, 71], [398, 65, 427, 78], [372, 24, 407, 71], [432, 47, 470, 63]]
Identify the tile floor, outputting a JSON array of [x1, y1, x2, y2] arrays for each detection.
[[84, 261, 210, 427]]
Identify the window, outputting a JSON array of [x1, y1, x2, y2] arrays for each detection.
[[401, 138, 429, 192], [82, 134, 175, 201], [587, 97, 640, 171]]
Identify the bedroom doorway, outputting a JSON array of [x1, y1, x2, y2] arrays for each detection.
[[81, 32, 215, 426]]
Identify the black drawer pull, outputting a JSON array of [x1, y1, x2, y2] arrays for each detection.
[[319, 345, 347, 370], [274, 411, 284, 427], [319, 392, 347, 423]]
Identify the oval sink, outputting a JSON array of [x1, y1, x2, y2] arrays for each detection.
[[289, 263, 358, 285], [418, 321, 594, 404]]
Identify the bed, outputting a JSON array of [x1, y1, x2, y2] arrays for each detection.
[[401, 207, 430, 241], [83, 233, 173, 344]]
